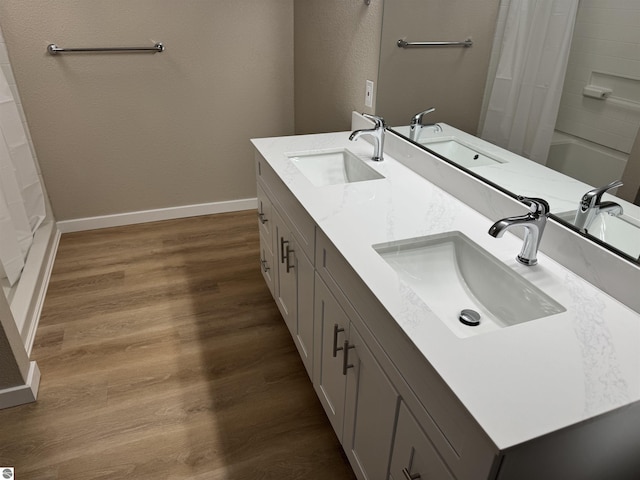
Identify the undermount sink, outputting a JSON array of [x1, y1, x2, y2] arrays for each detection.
[[420, 137, 506, 168], [374, 231, 565, 338], [287, 148, 384, 187], [555, 210, 640, 259]]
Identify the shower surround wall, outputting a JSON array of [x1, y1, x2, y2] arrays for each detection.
[[0, 1, 295, 223], [0, 16, 55, 410], [555, 1, 640, 154], [0, 26, 38, 169]]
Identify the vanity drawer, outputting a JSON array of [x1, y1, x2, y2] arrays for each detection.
[[315, 228, 498, 480], [256, 152, 315, 263]]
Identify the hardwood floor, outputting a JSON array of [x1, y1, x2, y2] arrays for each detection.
[[0, 210, 356, 480]]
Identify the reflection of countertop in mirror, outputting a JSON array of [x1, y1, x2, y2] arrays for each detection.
[[393, 123, 640, 219], [251, 130, 640, 451], [394, 123, 640, 261]]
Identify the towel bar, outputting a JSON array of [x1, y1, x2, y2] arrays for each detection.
[[47, 42, 164, 55], [397, 38, 472, 48]]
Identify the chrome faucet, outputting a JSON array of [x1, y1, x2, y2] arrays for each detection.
[[409, 107, 442, 141], [349, 113, 386, 161], [573, 180, 623, 232], [488, 197, 551, 266]]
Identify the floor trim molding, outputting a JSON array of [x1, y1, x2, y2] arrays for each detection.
[[0, 361, 40, 410], [57, 198, 258, 233], [23, 225, 60, 356]]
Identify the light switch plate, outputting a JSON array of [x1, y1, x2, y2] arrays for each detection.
[[365, 80, 374, 108]]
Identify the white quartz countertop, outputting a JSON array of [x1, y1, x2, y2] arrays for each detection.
[[394, 123, 640, 219], [251, 131, 640, 450]]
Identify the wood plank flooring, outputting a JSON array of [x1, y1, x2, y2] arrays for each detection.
[[0, 210, 356, 480]]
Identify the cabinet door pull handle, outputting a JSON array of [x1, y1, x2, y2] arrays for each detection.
[[285, 245, 295, 272], [342, 340, 355, 375], [402, 468, 421, 480], [332, 324, 345, 357], [260, 258, 270, 273], [280, 238, 289, 264], [257, 211, 268, 224]]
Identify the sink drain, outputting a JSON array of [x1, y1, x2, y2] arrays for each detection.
[[459, 309, 481, 327]]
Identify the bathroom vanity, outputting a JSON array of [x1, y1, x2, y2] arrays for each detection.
[[251, 125, 640, 480]]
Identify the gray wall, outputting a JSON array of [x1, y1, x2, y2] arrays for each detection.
[[294, 0, 383, 134], [376, 0, 500, 133], [0, 0, 294, 221]]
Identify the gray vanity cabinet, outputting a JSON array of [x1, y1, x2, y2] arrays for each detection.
[[343, 324, 399, 480], [389, 402, 455, 480], [272, 208, 297, 335], [257, 184, 275, 296], [256, 157, 315, 379], [256, 150, 497, 480], [293, 248, 314, 376], [313, 274, 350, 435], [314, 228, 498, 480], [314, 273, 399, 480]]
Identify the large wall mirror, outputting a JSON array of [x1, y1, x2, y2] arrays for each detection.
[[377, 0, 640, 264]]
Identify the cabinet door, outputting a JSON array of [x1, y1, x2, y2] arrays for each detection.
[[256, 183, 272, 240], [344, 325, 400, 480], [273, 209, 297, 336], [389, 402, 455, 480], [268, 204, 314, 378], [313, 275, 349, 438], [295, 249, 314, 378], [257, 184, 275, 296], [259, 231, 275, 296]]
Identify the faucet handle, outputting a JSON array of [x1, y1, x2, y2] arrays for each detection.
[[411, 107, 436, 126], [518, 196, 550, 216], [580, 180, 623, 212], [361, 113, 385, 128]]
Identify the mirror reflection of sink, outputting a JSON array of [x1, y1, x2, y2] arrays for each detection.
[[420, 137, 507, 168], [287, 148, 385, 187], [555, 210, 640, 258], [374, 231, 565, 338]]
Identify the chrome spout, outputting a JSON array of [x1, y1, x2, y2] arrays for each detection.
[[573, 180, 623, 232], [488, 197, 550, 266], [350, 113, 386, 161], [409, 107, 442, 141]]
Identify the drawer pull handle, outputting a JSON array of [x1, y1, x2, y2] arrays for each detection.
[[342, 340, 355, 375], [280, 238, 289, 264], [260, 259, 270, 273], [258, 212, 268, 224], [402, 468, 421, 480], [285, 245, 295, 273], [332, 324, 345, 357]]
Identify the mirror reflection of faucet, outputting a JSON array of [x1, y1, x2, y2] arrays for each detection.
[[488, 197, 551, 266], [349, 113, 386, 161], [409, 107, 443, 141], [573, 180, 623, 233]]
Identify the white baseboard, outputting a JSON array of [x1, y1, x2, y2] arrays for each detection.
[[23, 225, 61, 355], [57, 198, 258, 233], [5, 219, 60, 356], [0, 361, 40, 409]]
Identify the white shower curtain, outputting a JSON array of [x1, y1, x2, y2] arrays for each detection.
[[481, 0, 579, 164], [0, 68, 45, 287]]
